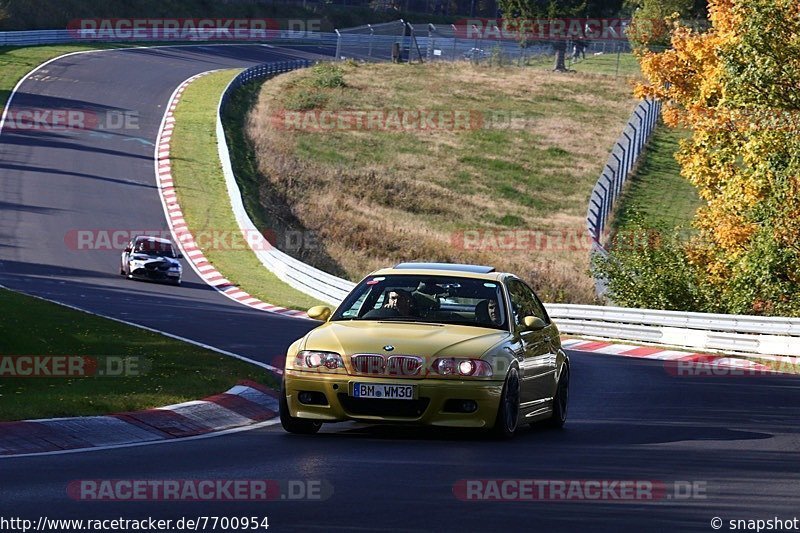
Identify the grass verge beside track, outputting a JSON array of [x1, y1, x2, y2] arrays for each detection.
[[0, 288, 275, 422], [169, 70, 323, 311], [613, 124, 701, 233], [244, 61, 640, 303]]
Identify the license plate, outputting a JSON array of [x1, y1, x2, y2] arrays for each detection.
[[352, 383, 416, 400]]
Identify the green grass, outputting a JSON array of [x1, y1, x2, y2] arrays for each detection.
[[613, 124, 702, 232], [170, 70, 324, 311], [571, 51, 642, 78], [243, 61, 639, 303], [0, 288, 276, 421]]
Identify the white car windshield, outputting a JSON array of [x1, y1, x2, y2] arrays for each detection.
[[133, 240, 176, 258], [332, 274, 508, 330]]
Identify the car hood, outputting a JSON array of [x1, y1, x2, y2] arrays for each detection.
[[302, 320, 509, 361], [130, 254, 180, 266]]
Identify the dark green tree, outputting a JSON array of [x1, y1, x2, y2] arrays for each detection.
[[498, 0, 588, 71]]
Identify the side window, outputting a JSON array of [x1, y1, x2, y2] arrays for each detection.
[[506, 280, 535, 327], [507, 279, 548, 325], [524, 282, 550, 323]]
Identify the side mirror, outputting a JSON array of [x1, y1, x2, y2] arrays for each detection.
[[177, 253, 184, 259], [307, 305, 332, 321], [523, 316, 547, 331], [124, 246, 132, 253]]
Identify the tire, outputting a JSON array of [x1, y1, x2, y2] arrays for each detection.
[[279, 380, 322, 435], [545, 364, 569, 429], [492, 367, 520, 439]]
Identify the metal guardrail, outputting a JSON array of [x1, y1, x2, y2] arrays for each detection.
[[586, 98, 661, 247], [217, 61, 356, 305], [547, 304, 800, 357], [16, 32, 785, 356], [212, 58, 799, 359], [2, 24, 629, 73], [0, 28, 340, 46]]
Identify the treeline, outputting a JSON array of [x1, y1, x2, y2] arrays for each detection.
[[0, 0, 454, 31], [594, 0, 800, 317], [0, 0, 711, 32]]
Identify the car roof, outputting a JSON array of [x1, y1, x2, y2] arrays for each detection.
[[394, 262, 495, 273], [135, 236, 172, 245], [370, 263, 507, 282]]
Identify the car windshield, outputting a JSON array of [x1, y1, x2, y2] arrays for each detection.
[[133, 239, 176, 258], [332, 274, 508, 331]]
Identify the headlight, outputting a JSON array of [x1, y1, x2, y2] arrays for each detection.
[[294, 350, 343, 370], [169, 264, 181, 271], [432, 358, 492, 377]]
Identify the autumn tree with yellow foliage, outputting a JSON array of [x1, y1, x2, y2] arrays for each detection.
[[594, 0, 800, 316]]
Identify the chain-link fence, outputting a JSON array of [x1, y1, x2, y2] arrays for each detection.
[[335, 20, 407, 61], [334, 20, 636, 75]]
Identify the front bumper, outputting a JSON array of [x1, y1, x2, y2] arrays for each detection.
[[130, 267, 180, 282], [284, 370, 504, 428]]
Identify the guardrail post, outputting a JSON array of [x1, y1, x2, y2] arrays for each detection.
[[650, 99, 659, 130], [633, 109, 645, 156], [335, 29, 342, 61], [622, 131, 634, 178], [645, 99, 654, 132], [616, 143, 626, 192], [598, 175, 611, 236], [611, 153, 622, 198]]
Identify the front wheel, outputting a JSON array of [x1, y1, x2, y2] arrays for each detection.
[[545, 364, 569, 429], [492, 367, 520, 439], [279, 380, 322, 435]]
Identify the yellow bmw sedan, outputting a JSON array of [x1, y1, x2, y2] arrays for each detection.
[[279, 263, 569, 438]]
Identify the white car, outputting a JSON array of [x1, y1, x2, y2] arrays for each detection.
[[120, 236, 183, 286]]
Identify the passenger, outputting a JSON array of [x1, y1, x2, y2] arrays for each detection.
[[475, 298, 503, 326], [487, 298, 503, 325]]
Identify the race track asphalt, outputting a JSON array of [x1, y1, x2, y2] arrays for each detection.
[[1, 43, 799, 532]]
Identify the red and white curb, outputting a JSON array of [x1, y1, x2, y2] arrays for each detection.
[[0, 382, 279, 457], [154, 72, 308, 319], [562, 338, 777, 372]]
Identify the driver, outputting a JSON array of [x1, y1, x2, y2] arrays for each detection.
[[384, 290, 413, 316]]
